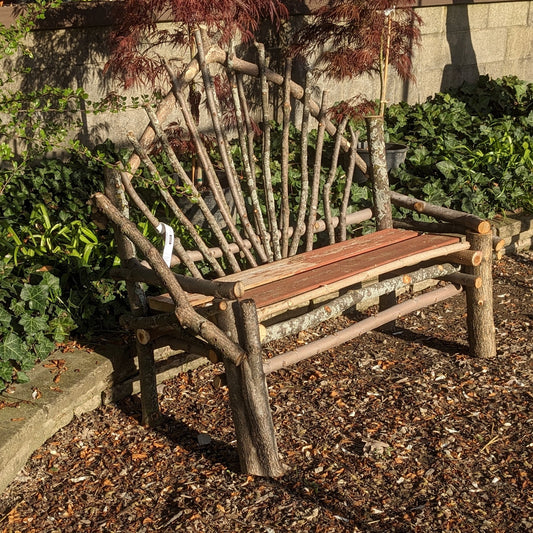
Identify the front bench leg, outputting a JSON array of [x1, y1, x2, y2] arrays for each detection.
[[218, 299, 287, 477], [465, 231, 497, 358]]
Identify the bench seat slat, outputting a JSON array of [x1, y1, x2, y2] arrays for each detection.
[[148, 230, 460, 313], [148, 228, 416, 311], [246, 233, 460, 308]]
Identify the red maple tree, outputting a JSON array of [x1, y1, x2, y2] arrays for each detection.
[[105, 0, 288, 88]]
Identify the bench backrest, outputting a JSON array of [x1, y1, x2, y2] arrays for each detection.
[[108, 32, 386, 279]]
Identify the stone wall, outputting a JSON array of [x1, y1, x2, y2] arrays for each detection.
[[1, 1, 531, 147]]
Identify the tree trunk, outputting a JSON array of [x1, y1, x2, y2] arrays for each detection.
[[218, 299, 287, 477], [465, 231, 497, 358]]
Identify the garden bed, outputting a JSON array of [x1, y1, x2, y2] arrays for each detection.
[[0, 249, 531, 531]]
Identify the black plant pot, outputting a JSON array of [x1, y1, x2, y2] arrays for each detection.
[[355, 142, 408, 183]]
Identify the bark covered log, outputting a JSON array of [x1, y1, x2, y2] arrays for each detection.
[[262, 263, 461, 344], [366, 116, 392, 231], [104, 168, 162, 427], [263, 284, 463, 374], [218, 300, 287, 477], [92, 192, 246, 367], [111, 263, 244, 299], [390, 191, 491, 234], [465, 231, 497, 358]]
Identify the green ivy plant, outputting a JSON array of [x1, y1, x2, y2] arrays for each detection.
[[386, 76, 533, 218], [0, 260, 74, 387]]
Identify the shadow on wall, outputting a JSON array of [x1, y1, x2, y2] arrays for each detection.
[[15, 22, 116, 148], [440, 1, 480, 91]]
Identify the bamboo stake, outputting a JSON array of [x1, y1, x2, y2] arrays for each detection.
[[323, 115, 349, 244], [92, 193, 246, 367], [263, 284, 463, 375], [257, 42, 282, 261], [339, 126, 360, 241], [289, 71, 313, 257], [262, 263, 461, 344], [256, 240, 470, 322], [305, 90, 328, 251]]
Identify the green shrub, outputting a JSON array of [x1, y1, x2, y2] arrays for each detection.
[[0, 147, 129, 392], [386, 75, 533, 218]]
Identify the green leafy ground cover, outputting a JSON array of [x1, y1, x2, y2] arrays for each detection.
[[0, 75, 531, 391], [386, 76, 532, 218]]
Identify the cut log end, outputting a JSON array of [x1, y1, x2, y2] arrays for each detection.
[[137, 329, 151, 345], [477, 220, 491, 235], [234, 281, 245, 298]]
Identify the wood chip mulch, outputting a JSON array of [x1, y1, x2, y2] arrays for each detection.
[[1, 252, 532, 532]]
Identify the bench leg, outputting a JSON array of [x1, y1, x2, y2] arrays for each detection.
[[219, 299, 287, 477], [136, 340, 162, 427], [465, 232, 497, 358]]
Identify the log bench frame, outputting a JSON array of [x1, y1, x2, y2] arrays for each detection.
[[92, 33, 497, 477]]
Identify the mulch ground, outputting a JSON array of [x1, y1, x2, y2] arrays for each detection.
[[1, 252, 532, 532]]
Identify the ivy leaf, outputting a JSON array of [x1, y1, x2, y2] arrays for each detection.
[[0, 305, 12, 327], [9, 299, 26, 317], [19, 313, 48, 336], [32, 333, 56, 361], [42, 271, 61, 296], [0, 332, 26, 363], [49, 312, 75, 342], [20, 283, 49, 313], [0, 360, 13, 382], [436, 160, 456, 180]]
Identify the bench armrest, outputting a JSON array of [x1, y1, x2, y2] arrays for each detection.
[[111, 261, 244, 300], [390, 191, 491, 234]]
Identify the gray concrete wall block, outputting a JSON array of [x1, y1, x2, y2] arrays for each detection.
[[488, 2, 531, 28]]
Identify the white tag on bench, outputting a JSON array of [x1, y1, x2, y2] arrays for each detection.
[[156, 223, 174, 267]]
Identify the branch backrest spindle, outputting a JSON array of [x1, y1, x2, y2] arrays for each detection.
[[257, 42, 282, 261], [305, 89, 328, 252]]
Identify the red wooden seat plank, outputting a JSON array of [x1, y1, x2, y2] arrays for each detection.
[[245, 233, 460, 309], [148, 231, 460, 313], [148, 228, 417, 311], [217, 228, 417, 289]]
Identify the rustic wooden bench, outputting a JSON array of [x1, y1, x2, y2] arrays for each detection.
[[92, 33, 496, 477]]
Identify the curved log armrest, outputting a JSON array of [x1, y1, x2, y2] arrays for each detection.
[[390, 191, 491, 234], [110, 261, 244, 300]]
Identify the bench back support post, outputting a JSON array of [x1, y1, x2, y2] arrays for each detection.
[[218, 299, 286, 477], [365, 116, 393, 231], [465, 231, 497, 358], [104, 167, 162, 426]]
